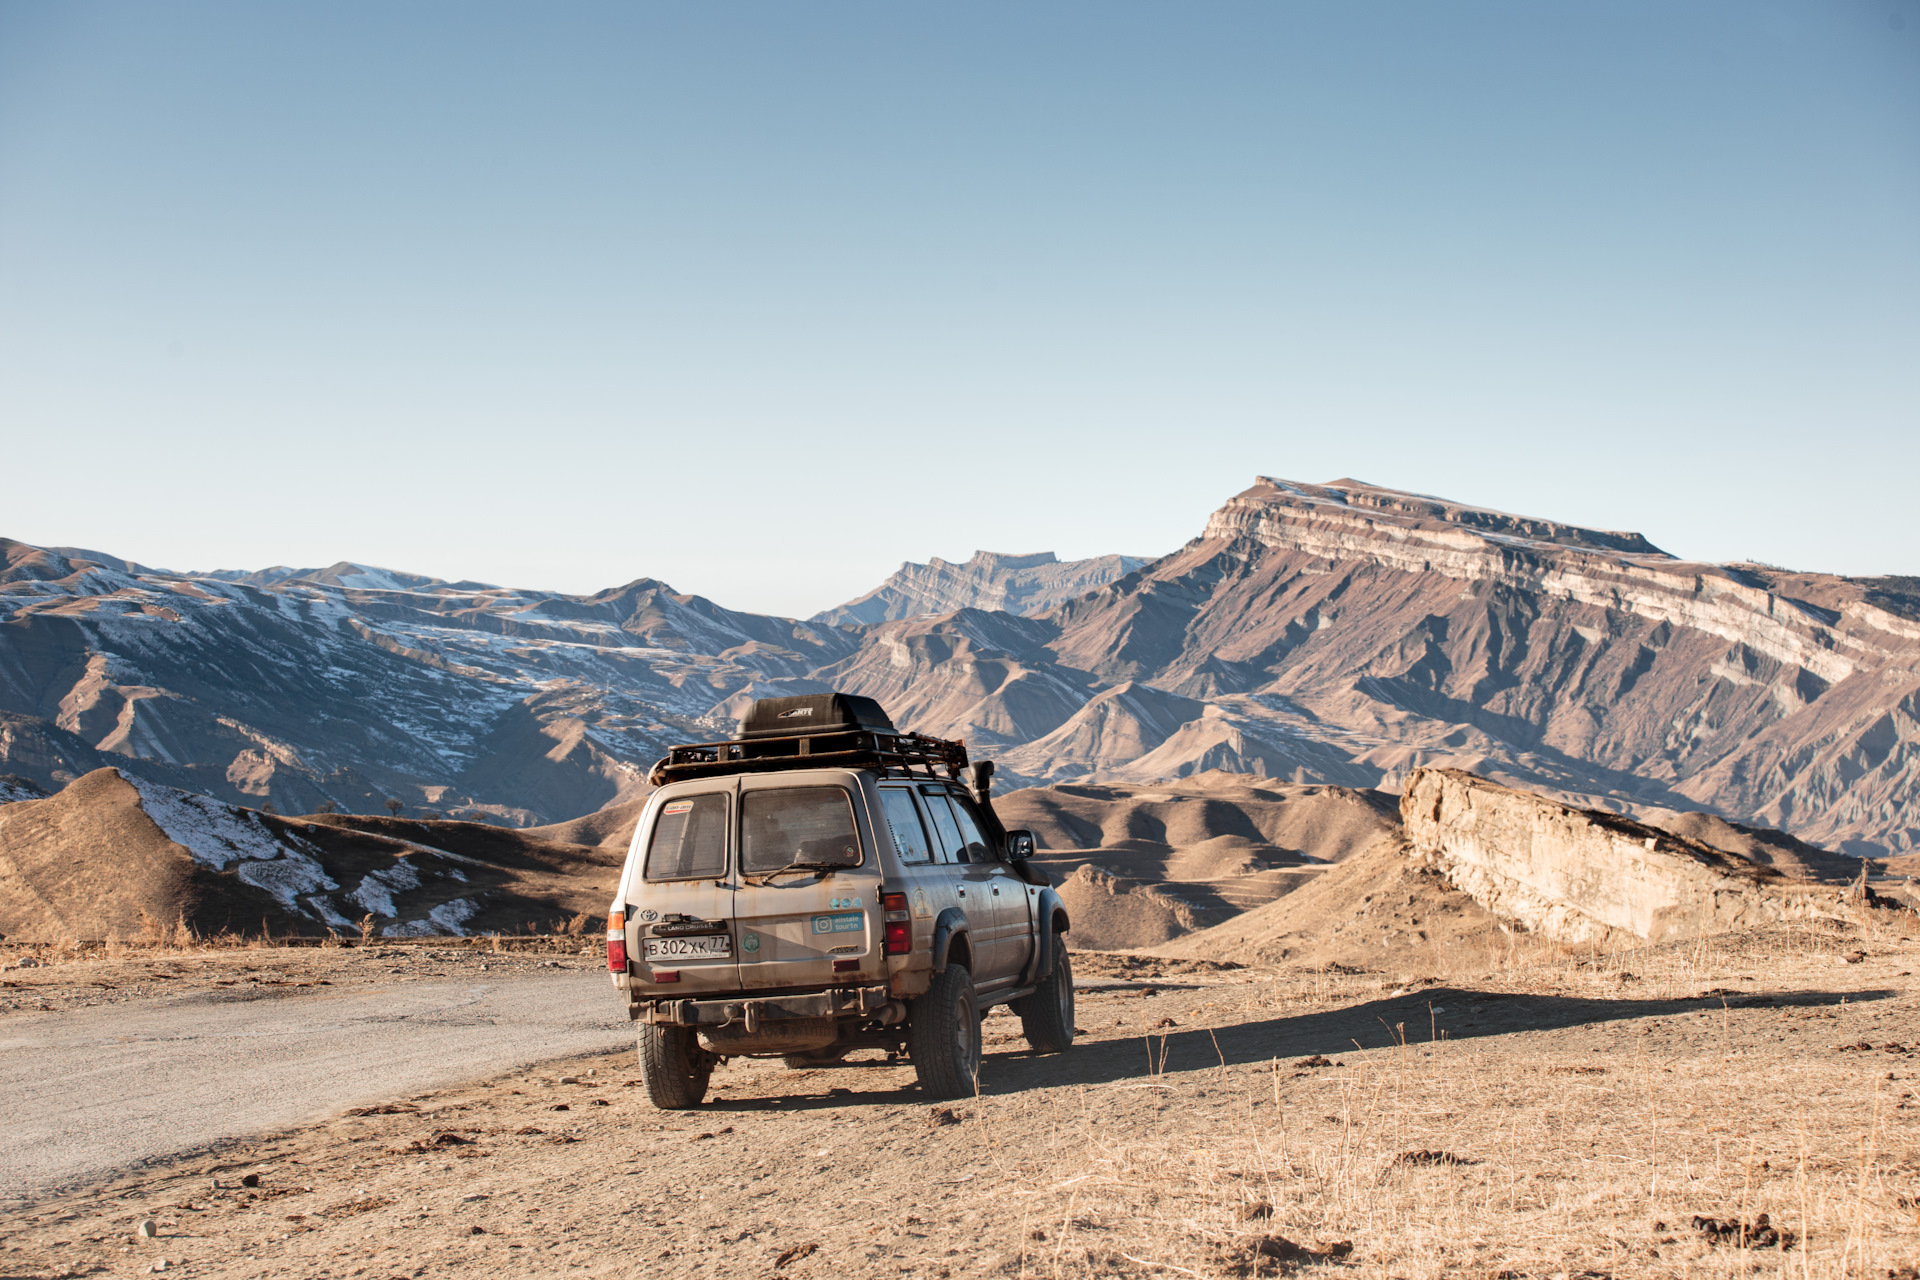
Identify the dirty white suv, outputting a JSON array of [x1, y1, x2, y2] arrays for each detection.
[[607, 693, 1073, 1107]]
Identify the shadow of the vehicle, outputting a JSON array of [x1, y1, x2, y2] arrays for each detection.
[[978, 985, 1895, 1094], [690, 985, 1892, 1112]]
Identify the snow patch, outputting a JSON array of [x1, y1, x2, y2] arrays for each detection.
[[427, 897, 481, 934], [351, 859, 423, 918], [126, 774, 338, 907], [235, 857, 335, 907]]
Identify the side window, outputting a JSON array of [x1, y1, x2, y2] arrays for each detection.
[[643, 793, 728, 881], [740, 787, 861, 873], [918, 787, 967, 865], [946, 793, 995, 863], [879, 788, 934, 865]]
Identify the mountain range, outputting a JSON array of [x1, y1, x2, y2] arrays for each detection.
[[4, 476, 1917, 855]]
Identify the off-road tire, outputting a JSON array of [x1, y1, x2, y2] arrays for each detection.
[[1015, 944, 1075, 1054], [907, 963, 981, 1099], [637, 1024, 714, 1109]]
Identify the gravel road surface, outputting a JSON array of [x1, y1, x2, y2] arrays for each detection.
[[0, 973, 626, 1195]]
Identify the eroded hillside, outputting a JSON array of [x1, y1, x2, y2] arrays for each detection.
[[5, 474, 1920, 855], [822, 478, 1920, 854], [0, 768, 618, 941]]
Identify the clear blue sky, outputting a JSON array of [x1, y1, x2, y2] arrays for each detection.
[[2, 2, 1916, 617]]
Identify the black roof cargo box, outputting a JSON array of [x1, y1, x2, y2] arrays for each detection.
[[737, 693, 896, 740], [652, 691, 961, 784]]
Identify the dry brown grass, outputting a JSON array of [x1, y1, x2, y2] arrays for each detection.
[[2, 919, 1914, 1279], [969, 919, 1920, 1278]]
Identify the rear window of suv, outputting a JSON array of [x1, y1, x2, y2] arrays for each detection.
[[741, 788, 861, 874], [644, 793, 728, 881]]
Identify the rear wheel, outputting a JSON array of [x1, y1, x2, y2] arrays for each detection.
[[637, 1023, 714, 1109], [1015, 944, 1075, 1054], [907, 963, 981, 1099]]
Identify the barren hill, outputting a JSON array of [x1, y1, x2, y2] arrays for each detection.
[[814, 550, 1147, 626], [0, 768, 618, 942], [1155, 833, 1512, 970], [996, 772, 1401, 950]]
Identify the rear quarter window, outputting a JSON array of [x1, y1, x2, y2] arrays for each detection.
[[879, 788, 934, 865], [643, 793, 728, 881]]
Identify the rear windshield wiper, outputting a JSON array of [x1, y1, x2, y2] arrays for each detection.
[[750, 861, 848, 883]]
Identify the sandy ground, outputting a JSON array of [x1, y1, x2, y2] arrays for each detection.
[[3, 928, 1919, 1278]]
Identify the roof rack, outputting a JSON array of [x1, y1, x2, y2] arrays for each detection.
[[648, 727, 970, 786]]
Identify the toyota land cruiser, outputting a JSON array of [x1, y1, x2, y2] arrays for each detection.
[[607, 692, 1072, 1107]]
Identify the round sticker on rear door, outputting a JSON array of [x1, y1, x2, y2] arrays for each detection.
[[742, 931, 761, 953]]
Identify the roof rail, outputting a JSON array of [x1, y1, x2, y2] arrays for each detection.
[[648, 727, 970, 786]]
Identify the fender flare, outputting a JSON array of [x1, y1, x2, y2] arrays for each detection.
[[1020, 888, 1070, 988], [930, 906, 971, 972]]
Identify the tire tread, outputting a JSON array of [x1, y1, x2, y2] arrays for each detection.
[[637, 1023, 713, 1109]]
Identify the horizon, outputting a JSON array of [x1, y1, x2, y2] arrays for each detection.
[[3, 3, 1916, 615], [7, 467, 1902, 622]]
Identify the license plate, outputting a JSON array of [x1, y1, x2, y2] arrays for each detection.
[[643, 934, 731, 961]]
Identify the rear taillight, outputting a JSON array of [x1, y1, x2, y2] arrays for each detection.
[[882, 892, 910, 955], [606, 911, 627, 973]]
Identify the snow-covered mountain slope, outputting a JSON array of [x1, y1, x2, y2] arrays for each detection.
[[815, 550, 1148, 626], [0, 539, 854, 824]]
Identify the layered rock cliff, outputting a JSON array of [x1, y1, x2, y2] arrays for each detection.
[[1028, 478, 1920, 854]]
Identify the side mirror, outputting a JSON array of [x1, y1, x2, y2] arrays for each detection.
[[1005, 829, 1037, 861]]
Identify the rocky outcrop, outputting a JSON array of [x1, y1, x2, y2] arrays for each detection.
[[1399, 768, 1864, 943], [815, 551, 1148, 626]]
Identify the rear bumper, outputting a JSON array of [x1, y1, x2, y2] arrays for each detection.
[[638, 984, 894, 1028]]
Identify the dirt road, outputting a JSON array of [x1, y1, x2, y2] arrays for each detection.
[[0, 970, 625, 1195]]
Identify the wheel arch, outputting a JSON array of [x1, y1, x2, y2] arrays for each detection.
[[931, 906, 972, 972], [1020, 888, 1070, 988]]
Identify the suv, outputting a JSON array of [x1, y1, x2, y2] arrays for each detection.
[[606, 692, 1073, 1107]]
